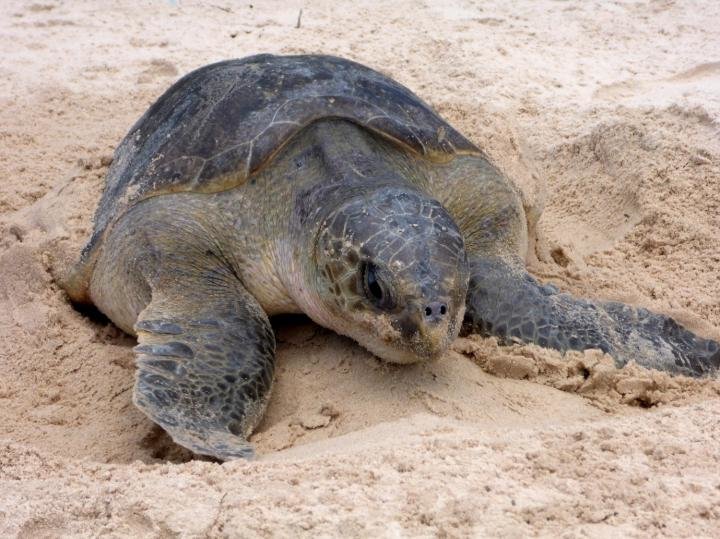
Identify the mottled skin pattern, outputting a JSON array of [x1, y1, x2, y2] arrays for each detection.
[[64, 55, 720, 460]]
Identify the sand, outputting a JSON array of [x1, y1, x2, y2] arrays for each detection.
[[1, 0, 720, 536]]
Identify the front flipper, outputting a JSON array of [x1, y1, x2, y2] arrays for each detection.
[[463, 256, 720, 377], [133, 266, 275, 460]]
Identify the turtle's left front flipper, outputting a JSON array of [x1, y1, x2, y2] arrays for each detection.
[[133, 264, 276, 460], [463, 256, 720, 377]]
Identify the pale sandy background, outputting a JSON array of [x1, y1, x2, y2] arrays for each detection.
[[1, 0, 720, 536]]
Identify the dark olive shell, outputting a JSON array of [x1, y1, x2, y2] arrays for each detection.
[[83, 54, 478, 260]]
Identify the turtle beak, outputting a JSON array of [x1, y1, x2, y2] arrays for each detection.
[[395, 298, 456, 361]]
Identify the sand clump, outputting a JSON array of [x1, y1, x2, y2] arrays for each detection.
[[453, 336, 720, 411], [2, 0, 720, 536]]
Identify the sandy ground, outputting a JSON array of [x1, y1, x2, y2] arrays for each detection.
[[1, 0, 720, 536]]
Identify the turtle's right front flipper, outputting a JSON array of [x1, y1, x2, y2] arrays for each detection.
[[463, 256, 720, 377], [133, 264, 275, 461]]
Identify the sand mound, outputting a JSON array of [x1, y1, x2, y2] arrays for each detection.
[[1, 0, 719, 536], [453, 336, 720, 411]]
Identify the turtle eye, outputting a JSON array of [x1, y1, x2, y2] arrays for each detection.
[[361, 262, 394, 309], [365, 263, 383, 301]]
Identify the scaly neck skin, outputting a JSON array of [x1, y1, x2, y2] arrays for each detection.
[[274, 119, 429, 331]]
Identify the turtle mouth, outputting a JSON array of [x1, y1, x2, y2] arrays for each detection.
[[364, 340, 433, 364], [367, 330, 453, 364], [352, 302, 465, 365]]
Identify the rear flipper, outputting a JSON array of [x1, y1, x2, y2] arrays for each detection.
[[463, 256, 720, 377]]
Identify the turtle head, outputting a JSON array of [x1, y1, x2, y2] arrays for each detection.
[[311, 187, 469, 363]]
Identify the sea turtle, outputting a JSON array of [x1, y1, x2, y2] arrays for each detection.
[[63, 54, 720, 460]]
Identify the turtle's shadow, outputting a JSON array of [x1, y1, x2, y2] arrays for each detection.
[[74, 302, 136, 348]]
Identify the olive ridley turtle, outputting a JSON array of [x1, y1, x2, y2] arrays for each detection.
[[63, 55, 720, 460]]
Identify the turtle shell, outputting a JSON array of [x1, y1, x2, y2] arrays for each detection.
[[83, 54, 479, 260]]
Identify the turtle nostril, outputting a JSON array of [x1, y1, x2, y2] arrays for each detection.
[[424, 302, 448, 319]]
